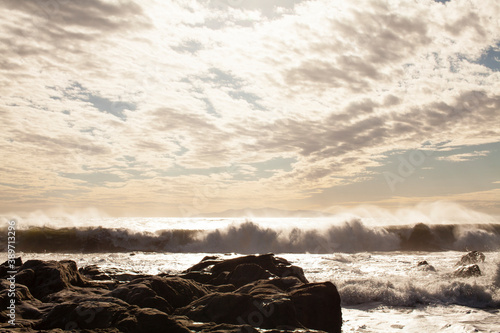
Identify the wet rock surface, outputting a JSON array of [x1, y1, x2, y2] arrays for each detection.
[[456, 251, 486, 266], [0, 254, 341, 333]]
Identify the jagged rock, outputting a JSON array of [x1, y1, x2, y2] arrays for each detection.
[[79, 265, 113, 281], [236, 277, 304, 296], [177, 280, 342, 333], [290, 282, 342, 333], [36, 301, 190, 332], [79, 265, 150, 282], [0, 255, 342, 333], [184, 256, 222, 273], [17, 260, 91, 301], [109, 276, 208, 314], [0, 257, 23, 279], [456, 251, 485, 266], [0, 279, 43, 322], [225, 263, 275, 288], [184, 253, 308, 286], [454, 264, 481, 278], [176, 291, 302, 330]]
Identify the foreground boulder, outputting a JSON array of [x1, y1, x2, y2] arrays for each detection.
[[290, 282, 342, 333], [177, 278, 342, 333], [36, 300, 190, 333], [110, 276, 209, 314], [0, 254, 342, 333], [16, 260, 91, 301]]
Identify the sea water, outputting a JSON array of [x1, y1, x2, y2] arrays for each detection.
[[2, 216, 500, 332]]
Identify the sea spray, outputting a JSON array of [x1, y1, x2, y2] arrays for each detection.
[[1, 219, 499, 253]]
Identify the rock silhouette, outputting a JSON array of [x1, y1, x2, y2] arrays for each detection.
[[0, 254, 342, 333]]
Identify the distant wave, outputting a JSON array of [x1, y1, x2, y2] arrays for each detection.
[[339, 277, 500, 308], [1, 220, 500, 253]]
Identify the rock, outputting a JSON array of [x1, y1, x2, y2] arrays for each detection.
[[0, 280, 43, 321], [80, 265, 150, 282], [184, 321, 260, 333], [131, 307, 191, 333], [416, 260, 436, 272], [110, 276, 208, 314], [0, 256, 22, 268], [0, 256, 341, 333], [205, 254, 308, 285], [0, 257, 23, 279], [36, 300, 190, 332], [178, 271, 214, 284], [236, 277, 303, 296], [17, 260, 90, 301], [290, 282, 342, 333], [456, 251, 485, 266], [184, 256, 222, 273], [176, 291, 302, 330], [225, 263, 275, 288], [79, 265, 112, 281], [454, 264, 481, 278], [177, 279, 342, 332]]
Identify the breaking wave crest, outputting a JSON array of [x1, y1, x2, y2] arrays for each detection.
[[1, 219, 499, 253], [339, 278, 500, 308]]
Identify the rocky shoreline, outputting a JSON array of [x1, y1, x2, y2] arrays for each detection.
[[1, 254, 342, 332]]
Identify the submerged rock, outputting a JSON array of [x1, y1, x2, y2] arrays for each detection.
[[454, 264, 482, 278]]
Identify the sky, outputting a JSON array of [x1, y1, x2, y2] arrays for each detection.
[[0, 0, 499, 217]]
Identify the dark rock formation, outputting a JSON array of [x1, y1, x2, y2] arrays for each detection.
[[181, 253, 308, 287], [79, 264, 150, 282], [110, 276, 208, 314], [176, 291, 302, 330], [416, 260, 436, 272], [291, 282, 342, 333], [36, 300, 191, 333], [16, 260, 91, 301], [0, 254, 341, 333], [177, 277, 341, 333], [453, 264, 481, 278], [0, 257, 23, 281], [456, 251, 485, 266]]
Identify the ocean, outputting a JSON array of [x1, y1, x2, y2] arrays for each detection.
[[2, 216, 500, 332]]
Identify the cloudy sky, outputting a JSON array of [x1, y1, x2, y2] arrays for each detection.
[[1, 0, 499, 217]]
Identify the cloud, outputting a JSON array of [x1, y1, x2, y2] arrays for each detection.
[[437, 151, 490, 162], [0, 0, 499, 215]]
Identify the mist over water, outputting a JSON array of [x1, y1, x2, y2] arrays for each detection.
[[1, 202, 499, 253], [2, 219, 499, 253]]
